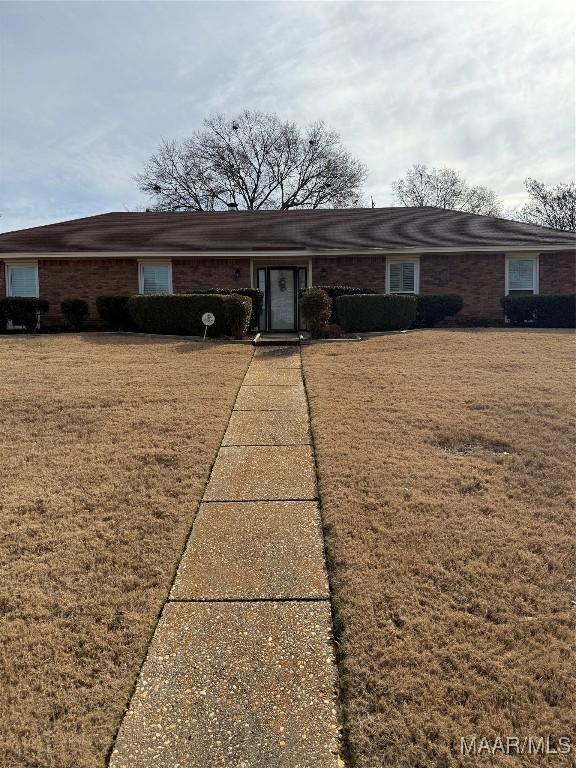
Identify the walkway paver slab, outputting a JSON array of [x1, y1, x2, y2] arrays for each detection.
[[223, 410, 310, 446], [249, 356, 302, 372], [253, 347, 302, 366], [171, 501, 328, 600], [243, 367, 303, 386], [204, 445, 316, 501], [234, 385, 307, 412], [110, 601, 340, 768]]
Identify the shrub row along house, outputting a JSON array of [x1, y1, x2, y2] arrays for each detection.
[[0, 206, 574, 331]]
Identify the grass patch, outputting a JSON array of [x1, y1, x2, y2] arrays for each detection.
[[302, 329, 575, 768], [0, 334, 251, 768]]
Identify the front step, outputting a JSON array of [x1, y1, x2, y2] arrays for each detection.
[[254, 332, 303, 346]]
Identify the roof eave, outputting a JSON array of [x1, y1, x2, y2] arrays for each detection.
[[0, 243, 574, 259]]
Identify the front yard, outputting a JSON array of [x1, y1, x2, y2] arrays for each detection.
[[302, 330, 575, 767], [0, 335, 251, 768], [2, 330, 573, 768]]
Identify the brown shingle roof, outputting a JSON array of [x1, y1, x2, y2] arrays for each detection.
[[0, 207, 574, 254]]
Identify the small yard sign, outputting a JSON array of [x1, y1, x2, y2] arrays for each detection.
[[201, 312, 215, 341]]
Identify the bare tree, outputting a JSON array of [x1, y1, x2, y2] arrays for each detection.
[[392, 163, 502, 216], [137, 111, 367, 211], [513, 178, 576, 231]]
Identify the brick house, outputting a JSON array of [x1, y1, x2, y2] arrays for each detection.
[[0, 207, 574, 331]]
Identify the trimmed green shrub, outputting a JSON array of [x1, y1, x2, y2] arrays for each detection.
[[300, 287, 332, 338], [415, 294, 463, 327], [0, 297, 49, 332], [313, 285, 378, 324], [501, 294, 575, 328], [61, 298, 89, 330], [224, 294, 252, 339], [203, 288, 263, 329], [96, 295, 133, 330], [337, 294, 417, 332], [127, 294, 252, 337]]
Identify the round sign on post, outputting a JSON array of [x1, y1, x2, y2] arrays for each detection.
[[201, 312, 215, 341]]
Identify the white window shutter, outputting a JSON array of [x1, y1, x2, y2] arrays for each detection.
[[401, 262, 415, 292], [389, 263, 402, 292], [389, 262, 416, 293], [9, 266, 38, 297]]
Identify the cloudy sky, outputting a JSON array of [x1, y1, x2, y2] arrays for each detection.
[[0, 0, 573, 233]]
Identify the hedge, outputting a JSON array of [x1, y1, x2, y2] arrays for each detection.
[[127, 294, 252, 338], [415, 294, 463, 327], [61, 298, 89, 330], [96, 296, 133, 330], [501, 294, 575, 328], [300, 287, 332, 338], [313, 285, 378, 324], [223, 294, 253, 338], [336, 294, 417, 332], [0, 297, 49, 332], [202, 288, 263, 329]]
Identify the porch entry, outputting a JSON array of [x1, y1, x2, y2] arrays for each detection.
[[256, 266, 308, 332]]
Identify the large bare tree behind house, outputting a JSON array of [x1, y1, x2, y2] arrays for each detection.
[[392, 163, 502, 216], [137, 111, 367, 211], [513, 178, 576, 231]]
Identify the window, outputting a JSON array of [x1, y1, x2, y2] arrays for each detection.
[[387, 260, 419, 293], [139, 262, 172, 294], [257, 267, 266, 330], [506, 257, 538, 295], [7, 264, 38, 297]]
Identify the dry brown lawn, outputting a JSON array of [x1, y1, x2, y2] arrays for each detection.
[[0, 334, 251, 768], [302, 330, 575, 768]]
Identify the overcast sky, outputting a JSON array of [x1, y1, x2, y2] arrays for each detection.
[[0, 0, 574, 233]]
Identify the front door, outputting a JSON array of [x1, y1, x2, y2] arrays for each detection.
[[269, 268, 296, 331], [257, 266, 307, 332]]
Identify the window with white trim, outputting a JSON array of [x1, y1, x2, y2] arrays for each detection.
[[506, 257, 538, 295], [139, 262, 172, 294], [387, 260, 419, 293], [7, 264, 38, 297]]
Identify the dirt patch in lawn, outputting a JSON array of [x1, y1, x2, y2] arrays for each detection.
[[302, 330, 575, 768], [0, 334, 251, 768]]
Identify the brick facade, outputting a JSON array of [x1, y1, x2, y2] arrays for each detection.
[[419, 252, 506, 321], [172, 258, 251, 293], [38, 258, 139, 327], [539, 251, 576, 294], [0, 250, 574, 329], [312, 255, 387, 292]]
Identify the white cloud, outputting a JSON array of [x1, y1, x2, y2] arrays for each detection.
[[0, 0, 573, 232]]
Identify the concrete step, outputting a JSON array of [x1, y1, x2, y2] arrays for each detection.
[[254, 333, 302, 346]]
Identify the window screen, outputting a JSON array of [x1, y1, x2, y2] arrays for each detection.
[[141, 264, 171, 294], [508, 259, 535, 294], [389, 262, 416, 293], [9, 266, 38, 297]]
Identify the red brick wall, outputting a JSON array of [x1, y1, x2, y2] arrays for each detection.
[[539, 251, 576, 294], [419, 252, 506, 320], [312, 253, 506, 320], [1, 250, 573, 330], [38, 258, 138, 327], [0, 257, 253, 329], [312, 255, 387, 291], [172, 258, 251, 292]]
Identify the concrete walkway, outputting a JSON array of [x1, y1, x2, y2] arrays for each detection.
[[110, 346, 342, 768]]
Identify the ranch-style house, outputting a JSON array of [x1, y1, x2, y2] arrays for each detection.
[[0, 206, 574, 331]]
